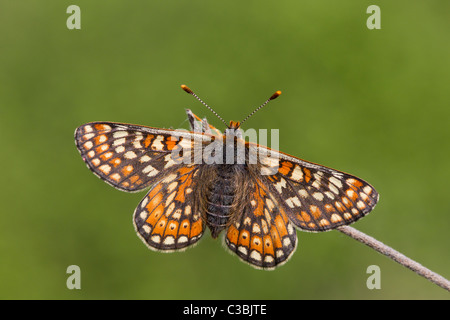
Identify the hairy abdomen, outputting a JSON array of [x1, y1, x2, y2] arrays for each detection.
[[206, 164, 241, 238]]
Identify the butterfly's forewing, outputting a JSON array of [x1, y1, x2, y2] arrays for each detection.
[[133, 165, 206, 251], [74, 122, 212, 192], [224, 176, 297, 269], [256, 145, 379, 232]]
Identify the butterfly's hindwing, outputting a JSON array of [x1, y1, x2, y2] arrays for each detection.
[[133, 165, 206, 251], [224, 176, 297, 269]]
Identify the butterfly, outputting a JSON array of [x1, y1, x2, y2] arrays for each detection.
[[74, 85, 379, 269]]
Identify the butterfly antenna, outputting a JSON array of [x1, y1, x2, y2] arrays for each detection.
[[181, 85, 228, 127], [240, 90, 282, 126]]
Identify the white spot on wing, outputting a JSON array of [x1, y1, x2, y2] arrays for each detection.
[[83, 141, 93, 150], [139, 211, 147, 220], [151, 235, 161, 243], [290, 165, 303, 181], [325, 191, 335, 199], [113, 131, 128, 138], [166, 191, 176, 205], [164, 154, 176, 168], [287, 223, 295, 235], [363, 186, 372, 194], [298, 189, 308, 198], [141, 197, 149, 209], [329, 183, 340, 195], [98, 135, 107, 143], [167, 181, 178, 193], [250, 250, 262, 262], [152, 135, 165, 150], [313, 192, 324, 201], [329, 176, 343, 188], [124, 151, 137, 159], [172, 209, 181, 220], [99, 164, 111, 175], [285, 196, 301, 208], [274, 178, 287, 193], [142, 225, 151, 234], [115, 146, 125, 153], [113, 138, 126, 146], [104, 152, 113, 159], [140, 155, 151, 163], [238, 246, 248, 256], [163, 236, 175, 245], [266, 199, 275, 211], [143, 165, 159, 176], [346, 189, 357, 199], [178, 236, 188, 244], [330, 214, 343, 223], [276, 249, 284, 258], [133, 140, 142, 149]]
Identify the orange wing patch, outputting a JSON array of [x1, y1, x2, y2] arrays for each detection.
[[225, 178, 297, 269], [278, 161, 293, 176], [134, 166, 205, 251]]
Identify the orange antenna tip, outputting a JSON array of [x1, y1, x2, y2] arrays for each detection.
[[270, 90, 282, 100], [181, 84, 193, 94]]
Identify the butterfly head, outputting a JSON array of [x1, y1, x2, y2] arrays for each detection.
[[225, 120, 243, 139], [228, 120, 241, 129]]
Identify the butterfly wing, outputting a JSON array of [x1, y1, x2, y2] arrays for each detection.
[[224, 176, 297, 269], [74, 121, 213, 192], [133, 165, 206, 251], [255, 144, 379, 232], [75, 121, 216, 252]]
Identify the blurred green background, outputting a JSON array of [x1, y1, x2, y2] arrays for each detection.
[[1, 1, 449, 299]]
